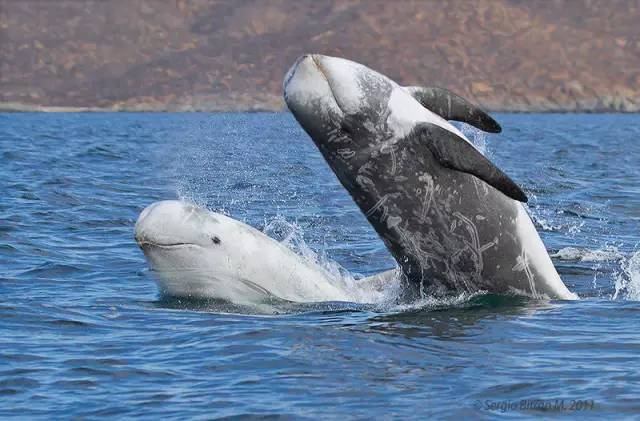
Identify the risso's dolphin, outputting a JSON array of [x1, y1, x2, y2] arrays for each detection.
[[284, 54, 576, 300], [134, 200, 398, 304]]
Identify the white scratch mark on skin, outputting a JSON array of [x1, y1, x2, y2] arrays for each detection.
[[453, 212, 481, 251], [355, 174, 375, 191], [365, 194, 389, 218], [386, 215, 402, 228], [327, 127, 349, 144], [452, 211, 484, 278], [418, 173, 434, 222], [512, 252, 539, 298], [337, 148, 355, 159], [523, 254, 538, 298], [471, 176, 490, 201], [380, 143, 397, 175], [479, 237, 498, 253], [394, 225, 433, 297]]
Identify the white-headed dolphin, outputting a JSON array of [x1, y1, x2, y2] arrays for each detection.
[[134, 200, 399, 304]]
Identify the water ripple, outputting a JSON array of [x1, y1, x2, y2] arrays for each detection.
[[0, 113, 639, 417]]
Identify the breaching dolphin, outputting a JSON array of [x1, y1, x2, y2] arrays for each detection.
[[283, 54, 576, 300], [134, 200, 398, 304]]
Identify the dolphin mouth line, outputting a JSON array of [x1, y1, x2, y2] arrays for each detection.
[[137, 240, 199, 249], [310, 55, 346, 116]]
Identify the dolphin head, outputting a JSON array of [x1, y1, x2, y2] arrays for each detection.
[[134, 200, 266, 301], [284, 55, 394, 153], [135, 200, 223, 250], [284, 55, 461, 183]]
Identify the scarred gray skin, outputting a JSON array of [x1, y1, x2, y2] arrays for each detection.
[[283, 54, 576, 300]]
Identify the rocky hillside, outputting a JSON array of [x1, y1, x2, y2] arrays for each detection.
[[1, 0, 639, 112]]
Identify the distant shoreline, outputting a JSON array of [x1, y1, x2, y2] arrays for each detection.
[[3, 1, 639, 119], [1, 102, 639, 114]]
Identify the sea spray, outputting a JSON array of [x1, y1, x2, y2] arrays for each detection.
[[458, 123, 488, 156], [262, 215, 402, 305], [613, 250, 640, 300]]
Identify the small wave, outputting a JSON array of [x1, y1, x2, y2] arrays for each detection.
[[562, 206, 604, 221], [19, 262, 85, 277], [1, 150, 21, 161], [551, 246, 625, 262], [48, 318, 92, 328], [20, 191, 40, 201], [78, 145, 122, 160], [0, 244, 18, 253], [613, 251, 640, 300]]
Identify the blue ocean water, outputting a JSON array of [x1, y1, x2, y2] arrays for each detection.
[[1, 112, 639, 418]]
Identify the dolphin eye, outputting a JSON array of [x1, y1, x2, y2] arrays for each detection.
[[211, 236, 221, 245]]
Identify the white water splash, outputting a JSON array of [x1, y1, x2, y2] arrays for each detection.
[[528, 204, 563, 232], [388, 290, 488, 313], [263, 216, 402, 305], [551, 246, 625, 262], [524, 193, 587, 235], [613, 251, 640, 300], [458, 123, 488, 155], [261, 217, 497, 311]]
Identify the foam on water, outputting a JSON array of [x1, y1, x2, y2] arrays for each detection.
[[385, 290, 488, 313], [552, 246, 625, 262]]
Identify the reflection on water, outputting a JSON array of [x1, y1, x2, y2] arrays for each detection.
[[364, 295, 555, 340]]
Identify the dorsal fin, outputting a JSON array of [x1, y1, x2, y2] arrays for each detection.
[[405, 86, 502, 133], [413, 122, 527, 202]]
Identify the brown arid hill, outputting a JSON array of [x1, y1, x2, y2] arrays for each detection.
[[1, 0, 639, 112]]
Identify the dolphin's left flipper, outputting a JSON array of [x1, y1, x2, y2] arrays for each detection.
[[405, 86, 501, 133], [413, 122, 527, 202]]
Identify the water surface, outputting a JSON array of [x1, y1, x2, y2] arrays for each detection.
[[1, 113, 639, 417]]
